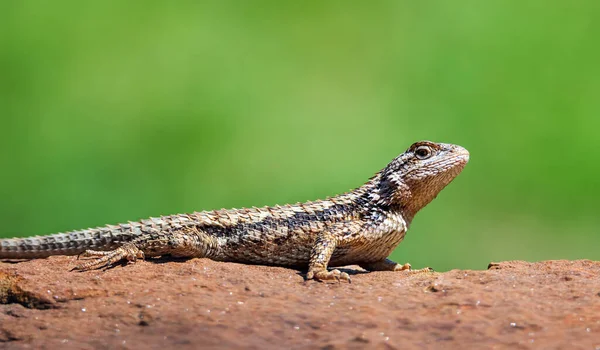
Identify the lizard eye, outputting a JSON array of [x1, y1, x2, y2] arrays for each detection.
[[414, 146, 432, 160]]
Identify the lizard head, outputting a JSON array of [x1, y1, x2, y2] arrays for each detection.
[[374, 141, 469, 221]]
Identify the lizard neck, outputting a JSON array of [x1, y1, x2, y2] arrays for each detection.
[[346, 173, 423, 227], [332, 168, 439, 228]]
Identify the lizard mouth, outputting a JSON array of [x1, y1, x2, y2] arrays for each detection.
[[455, 152, 470, 170], [444, 145, 470, 171], [436, 146, 470, 172], [455, 146, 470, 163]]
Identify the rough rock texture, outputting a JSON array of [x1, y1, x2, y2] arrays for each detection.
[[1, 258, 599, 349]]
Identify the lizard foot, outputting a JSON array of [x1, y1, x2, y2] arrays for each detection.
[[306, 269, 351, 283], [360, 260, 434, 274], [72, 243, 144, 271], [393, 262, 413, 271], [392, 263, 434, 274], [403, 266, 434, 274]]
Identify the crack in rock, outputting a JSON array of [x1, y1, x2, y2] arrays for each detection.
[[0, 272, 55, 310]]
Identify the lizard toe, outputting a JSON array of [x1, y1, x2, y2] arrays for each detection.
[[72, 243, 144, 271], [308, 268, 351, 283]]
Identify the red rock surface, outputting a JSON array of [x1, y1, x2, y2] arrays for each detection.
[[1, 258, 600, 349]]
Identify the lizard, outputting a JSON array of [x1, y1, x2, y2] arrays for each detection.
[[0, 141, 469, 282]]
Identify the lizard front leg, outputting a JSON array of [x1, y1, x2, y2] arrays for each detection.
[[306, 223, 360, 283], [359, 259, 433, 274]]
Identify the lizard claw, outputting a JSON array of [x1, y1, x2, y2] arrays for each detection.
[[403, 266, 435, 275], [77, 249, 113, 260], [393, 263, 434, 274], [72, 243, 144, 271], [393, 263, 412, 271], [306, 269, 351, 283]]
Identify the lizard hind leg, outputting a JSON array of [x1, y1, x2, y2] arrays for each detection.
[[72, 243, 144, 271]]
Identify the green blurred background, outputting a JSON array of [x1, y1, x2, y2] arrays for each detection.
[[1, 1, 599, 271]]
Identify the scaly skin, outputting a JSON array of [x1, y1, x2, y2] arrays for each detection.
[[0, 141, 469, 282]]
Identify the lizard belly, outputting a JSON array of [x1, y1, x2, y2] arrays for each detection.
[[218, 231, 315, 267], [329, 228, 407, 267]]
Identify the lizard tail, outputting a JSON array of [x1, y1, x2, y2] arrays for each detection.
[[0, 227, 133, 259], [0, 214, 200, 260]]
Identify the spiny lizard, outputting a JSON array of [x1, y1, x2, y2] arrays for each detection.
[[0, 141, 469, 282]]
